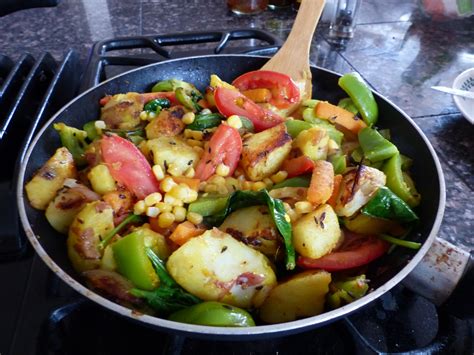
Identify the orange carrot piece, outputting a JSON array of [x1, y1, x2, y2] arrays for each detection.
[[197, 98, 211, 109], [169, 221, 205, 246], [171, 176, 201, 191], [242, 88, 272, 103], [314, 101, 367, 134], [307, 160, 335, 205], [327, 174, 343, 208]]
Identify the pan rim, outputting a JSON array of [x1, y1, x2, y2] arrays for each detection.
[[16, 54, 446, 338]]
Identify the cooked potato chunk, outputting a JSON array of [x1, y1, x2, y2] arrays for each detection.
[[100, 92, 144, 130], [292, 204, 342, 259], [67, 201, 114, 272], [45, 180, 100, 234], [294, 126, 329, 162], [25, 147, 76, 210], [167, 228, 277, 309], [334, 165, 386, 217], [147, 136, 199, 176], [259, 270, 331, 323], [145, 106, 186, 139], [219, 206, 283, 260], [87, 164, 116, 195], [240, 123, 292, 181]]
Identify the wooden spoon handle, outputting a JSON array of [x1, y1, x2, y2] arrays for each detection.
[[261, 0, 325, 78]]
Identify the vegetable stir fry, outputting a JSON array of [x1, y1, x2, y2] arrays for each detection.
[[25, 70, 421, 326]]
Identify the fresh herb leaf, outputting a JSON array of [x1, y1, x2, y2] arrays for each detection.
[[203, 190, 296, 270]]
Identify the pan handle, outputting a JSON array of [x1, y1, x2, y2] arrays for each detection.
[[402, 237, 473, 310]]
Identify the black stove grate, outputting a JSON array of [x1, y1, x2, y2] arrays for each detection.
[[1, 29, 472, 355]]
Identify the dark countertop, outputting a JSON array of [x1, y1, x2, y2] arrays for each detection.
[[0, 0, 473, 251]]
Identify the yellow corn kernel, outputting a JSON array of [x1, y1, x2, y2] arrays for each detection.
[[187, 139, 204, 147], [271, 170, 288, 184], [184, 167, 195, 178], [158, 212, 175, 228], [187, 212, 203, 225], [294, 201, 313, 214], [217, 185, 229, 195], [263, 177, 274, 188], [242, 181, 253, 190], [204, 184, 218, 193], [139, 111, 148, 120], [201, 108, 212, 115], [252, 181, 267, 191], [148, 111, 157, 119], [227, 115, 242, 129], [144, 192, 163, 207], [173, 206, 187, 222], [152, 164, 165, 181], [209, 175, 226, 186], [133, 200, 146, 215], [146, 206, 160, 218], [167, 163, 181, 177], [192, 146, 204, 156], [184, 129, 194, 138], [164, 194, 184, 207], [156, 202, 172, 213], [182, 112, 196, 125], [183, 189, 198, 203], [284, 213, 291, 223], [169, 184, 189, 200], [225, 177, 239, 192], [161, 176, 177, 192], [94, 120, 106, 130], [216, 163, 230, 177], [191, 130, 204, 141]]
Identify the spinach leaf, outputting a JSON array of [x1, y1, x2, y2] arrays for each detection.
[[204, 190, 296, 270], [130, 248, 201, 315], [361, 186, 418, 223]]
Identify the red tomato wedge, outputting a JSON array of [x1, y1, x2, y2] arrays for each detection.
[[282, 155, 315, 178], [297, 231, 390, 271], [100, 134, 160, 200], [194, 124, 242, 181], [214, 87, 284, 132], [232, 70, 300, 109]]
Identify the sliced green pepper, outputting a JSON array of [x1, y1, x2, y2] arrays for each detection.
[[271, 175, 311, 189], [176, 87, 201, 111], [330, 154, 347, 174], [186, 113, 224, 131], [53, 123, 88, 166], [112, 232, 159, 291], [327, 275, 369, 309], [188, 194, 229, 217], [358, 127, 399, 162], [238, 116, 255, 134], [383, 153, 421, 207], [338, 72, 378, 126], [361, 186, 418, 222], [83, 121, 101, 141], [338, 97, 359, 115], [285, 119, 313, 138], [100, 214, 144, 249], [301, 99, 320, 108], [169, 301, 255, 327]]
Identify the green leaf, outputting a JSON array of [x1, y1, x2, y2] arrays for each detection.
[[361, 186, 418, 223], [203, 190, 295, 270]]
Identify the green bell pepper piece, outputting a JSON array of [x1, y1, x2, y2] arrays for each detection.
[[331, 154, 347, 174], [361, 186, 418, 223], [112, 231, 159, 291], [327, 275, 369, 309], [338, 72, 378, 126], [383, 153, 421, 207], [301, 99, 319, 108], [238, 116, 255, 134], [83, 121, 101, 141], [358, 127, 399, 162], [53, 122, 88, 166], [169, 301, 255, 327], [271, 175, 311, 189], [337, 97, 359, 115], [176, 87, 201, 111], [285, 119, 313, 138], [186, 113, 224, 131], [187, 194, 229, 217]]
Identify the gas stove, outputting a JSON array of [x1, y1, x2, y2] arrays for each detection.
[[1, 30, 472, 355]]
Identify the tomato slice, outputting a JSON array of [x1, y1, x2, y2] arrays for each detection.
[[214, 87, 284, 132], [101, 134, 160, 200], [282, 155, 315, 178], [194, 124, 242, 181], [232, 70, 300, 109], [297, 231, 390, 271]]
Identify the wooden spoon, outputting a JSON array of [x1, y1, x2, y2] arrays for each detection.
[[261, 0, 325, 101]]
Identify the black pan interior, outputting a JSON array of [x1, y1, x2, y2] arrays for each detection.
[[21, 55, 441, 308]]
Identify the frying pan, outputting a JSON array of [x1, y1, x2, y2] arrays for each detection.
[[17, 54, 448, 339]]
